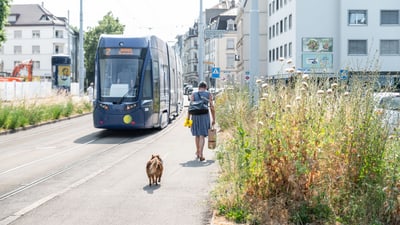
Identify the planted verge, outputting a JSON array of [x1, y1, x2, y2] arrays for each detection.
[[0, 96, 92, 131], [213, 75, 399, 225]]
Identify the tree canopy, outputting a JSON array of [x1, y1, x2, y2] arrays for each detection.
[[84, 11, 125, 85], [0, 0, 10, 45]]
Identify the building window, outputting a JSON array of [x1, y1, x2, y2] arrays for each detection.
[[348, 10, 367, 25], [227, 19, 235, 31], [33, 61, 40, 69], [280, 20, 283, 34], [276, 23, 279, 36], [14, 30, 22, 39], [284, 44, 288, 58], [226, 54, 235, 68], [289, 14, 292, 30], [289, 42, 292, 57], [380, 40, 400, 55], [269, 27, 272, 39], [32, 46, 40, 54], [32, 30, 40, 38], [14, 46, 22, 54], [269, 3, 272, 16], [272, 25, 275, 37], [269, 50, 272, 62], [55, 30, 63, 38], [272, 49, 275, 61], [54, 44, 64, 54], [381, 10, 399, 25], [276, 47, 279, 59], [193, 65, 197, 72], [227, 38, 235, 49], [272, 1, 275, 13], [8, 15, 17, 23], [284, 17, 288, 32], [348, 40, 367, 55]]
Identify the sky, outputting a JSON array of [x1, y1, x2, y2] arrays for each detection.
[[11, 0, 218, 42]]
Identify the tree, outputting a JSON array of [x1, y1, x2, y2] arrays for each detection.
[[83, 12, 125, 85], [0, 0, 10, 45]]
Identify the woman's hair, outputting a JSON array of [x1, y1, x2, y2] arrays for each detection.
[[198, 81, 207, 88]]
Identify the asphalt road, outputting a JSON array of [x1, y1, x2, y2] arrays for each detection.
[[0, 112, 219, 225]]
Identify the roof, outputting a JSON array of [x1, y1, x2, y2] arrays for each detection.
[[7, 4, 67, 26]]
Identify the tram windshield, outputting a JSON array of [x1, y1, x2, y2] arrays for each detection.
[[98, 47, 146, 102]]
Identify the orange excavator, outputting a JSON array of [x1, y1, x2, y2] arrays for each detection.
[[0, 59, 33, 82]]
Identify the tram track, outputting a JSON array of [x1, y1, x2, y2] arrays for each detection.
[[0, 116, 178, 202]]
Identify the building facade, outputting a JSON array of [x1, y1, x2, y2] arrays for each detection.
[[0, 4, 78, 80], [265, 0, 400, 85]]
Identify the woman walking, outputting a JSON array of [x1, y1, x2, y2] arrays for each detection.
[[188, 81, 215, 161]]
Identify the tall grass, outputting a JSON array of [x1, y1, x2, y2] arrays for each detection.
[[213, 75, 400, 224], [0, 96, 92, 131]]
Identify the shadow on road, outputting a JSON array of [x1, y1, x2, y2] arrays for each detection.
[[142, 183, 161, 194], [74, 129, 158, 144], [180, 159, 215, 167]]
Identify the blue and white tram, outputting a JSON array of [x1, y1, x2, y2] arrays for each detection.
[[92, 35, 183, 129]]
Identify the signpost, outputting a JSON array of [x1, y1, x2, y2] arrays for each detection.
[[211, 67, 220, 79]]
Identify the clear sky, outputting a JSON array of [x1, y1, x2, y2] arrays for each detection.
[[11, 0, 218, 42]]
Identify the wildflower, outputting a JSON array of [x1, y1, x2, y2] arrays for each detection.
[[296, 70, 303, 75], [261, 83, 268, 88], [256, 79, 263, 84], [287, 59, 293, 64], [262, 93, 268, 98], [344, 91, 350, 96], [302, 82, 309, 88], [286, 104, 292, 109], [300, 87, 307, 92], [331, 83, 338, 88], [317, 90, 324, 95], [270, 112, 276, 119], [295, 96, 301, 101], [258, 121, 264, 126], [302, 74, 309, 80], [326, 89, 333, 95], [279, 57, 285, 62], [287, 68, 295, 73]]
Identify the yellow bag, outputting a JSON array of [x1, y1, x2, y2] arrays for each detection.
[[208, 127, 217, 149]]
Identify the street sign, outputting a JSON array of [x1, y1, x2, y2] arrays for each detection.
[[211, 67, 220, 78]]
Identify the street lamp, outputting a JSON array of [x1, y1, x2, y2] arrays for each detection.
[[198, 0, 205, 82], [78, 0, 85, 96]]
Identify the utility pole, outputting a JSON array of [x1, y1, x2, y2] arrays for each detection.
[[250, 0, 259, 106], [78, 0, 85, 96], [198, 0, 205, 82]]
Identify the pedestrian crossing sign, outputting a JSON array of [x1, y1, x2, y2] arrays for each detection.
[[211, 67, 220, 78]]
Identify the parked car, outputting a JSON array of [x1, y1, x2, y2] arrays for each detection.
[[184, 85, 193, 95], [375, 92, 400, 133]]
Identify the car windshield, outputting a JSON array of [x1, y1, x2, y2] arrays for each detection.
[[379, 96, 400, 110]]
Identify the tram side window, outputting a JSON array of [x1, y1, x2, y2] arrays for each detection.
[[153, 61, 160, 99], [143, 62, 152, 99]]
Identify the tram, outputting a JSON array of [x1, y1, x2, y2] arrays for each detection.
[[92, 35, 183, 129]]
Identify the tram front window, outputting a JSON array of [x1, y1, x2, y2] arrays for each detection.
[[99, 58, 143, 101]]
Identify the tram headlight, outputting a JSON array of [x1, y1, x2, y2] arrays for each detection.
[[125, 103, 136, 111], [99, 103, 109, 110]]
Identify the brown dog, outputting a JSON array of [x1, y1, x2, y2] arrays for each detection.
[[146, 154, 163, 186]]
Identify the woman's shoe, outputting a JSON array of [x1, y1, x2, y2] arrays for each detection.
[[200, 157, 205, 161]]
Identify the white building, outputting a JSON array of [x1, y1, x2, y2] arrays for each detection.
[[266, 0, 400, 85], [0, 4, 78, 80], [236, 0, 269, 85]]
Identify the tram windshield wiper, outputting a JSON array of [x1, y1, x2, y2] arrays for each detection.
[[117, 86, 136, 104]]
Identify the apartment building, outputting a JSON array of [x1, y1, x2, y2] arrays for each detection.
[[266, 0, 400, 85], [0, 4, 78, 80]]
